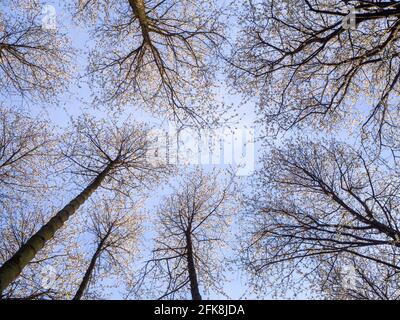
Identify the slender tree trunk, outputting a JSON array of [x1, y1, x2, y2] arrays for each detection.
[[185, 232, 202, 300], [0, 163, 114, 295], [127, 0, 167, 76], [72, 232, 110, 300]]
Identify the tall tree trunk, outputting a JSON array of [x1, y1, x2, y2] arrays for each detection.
[[72, 231, 110, 300], [0, 163, 114, 295], [186, 232, 202, 300]]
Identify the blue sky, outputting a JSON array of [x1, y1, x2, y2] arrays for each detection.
[[5, 0, 268, 299]]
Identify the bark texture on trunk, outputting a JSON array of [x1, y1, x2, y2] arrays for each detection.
[[0, 164, 114, 294], [186, 232, 202, 300]]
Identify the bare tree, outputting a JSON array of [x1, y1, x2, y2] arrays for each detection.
[[228, 0, 400, 151], [73, 0, 225, 122], [133, 169, 235, 300], [73, 194, 143, 300], [315, 253, 400, 299], [242, 139, 400, 299], [0, 114, 168, 294], [0, 105, 54, 208], [0, 106, 86, 300], [0, 0, 72, 102]]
